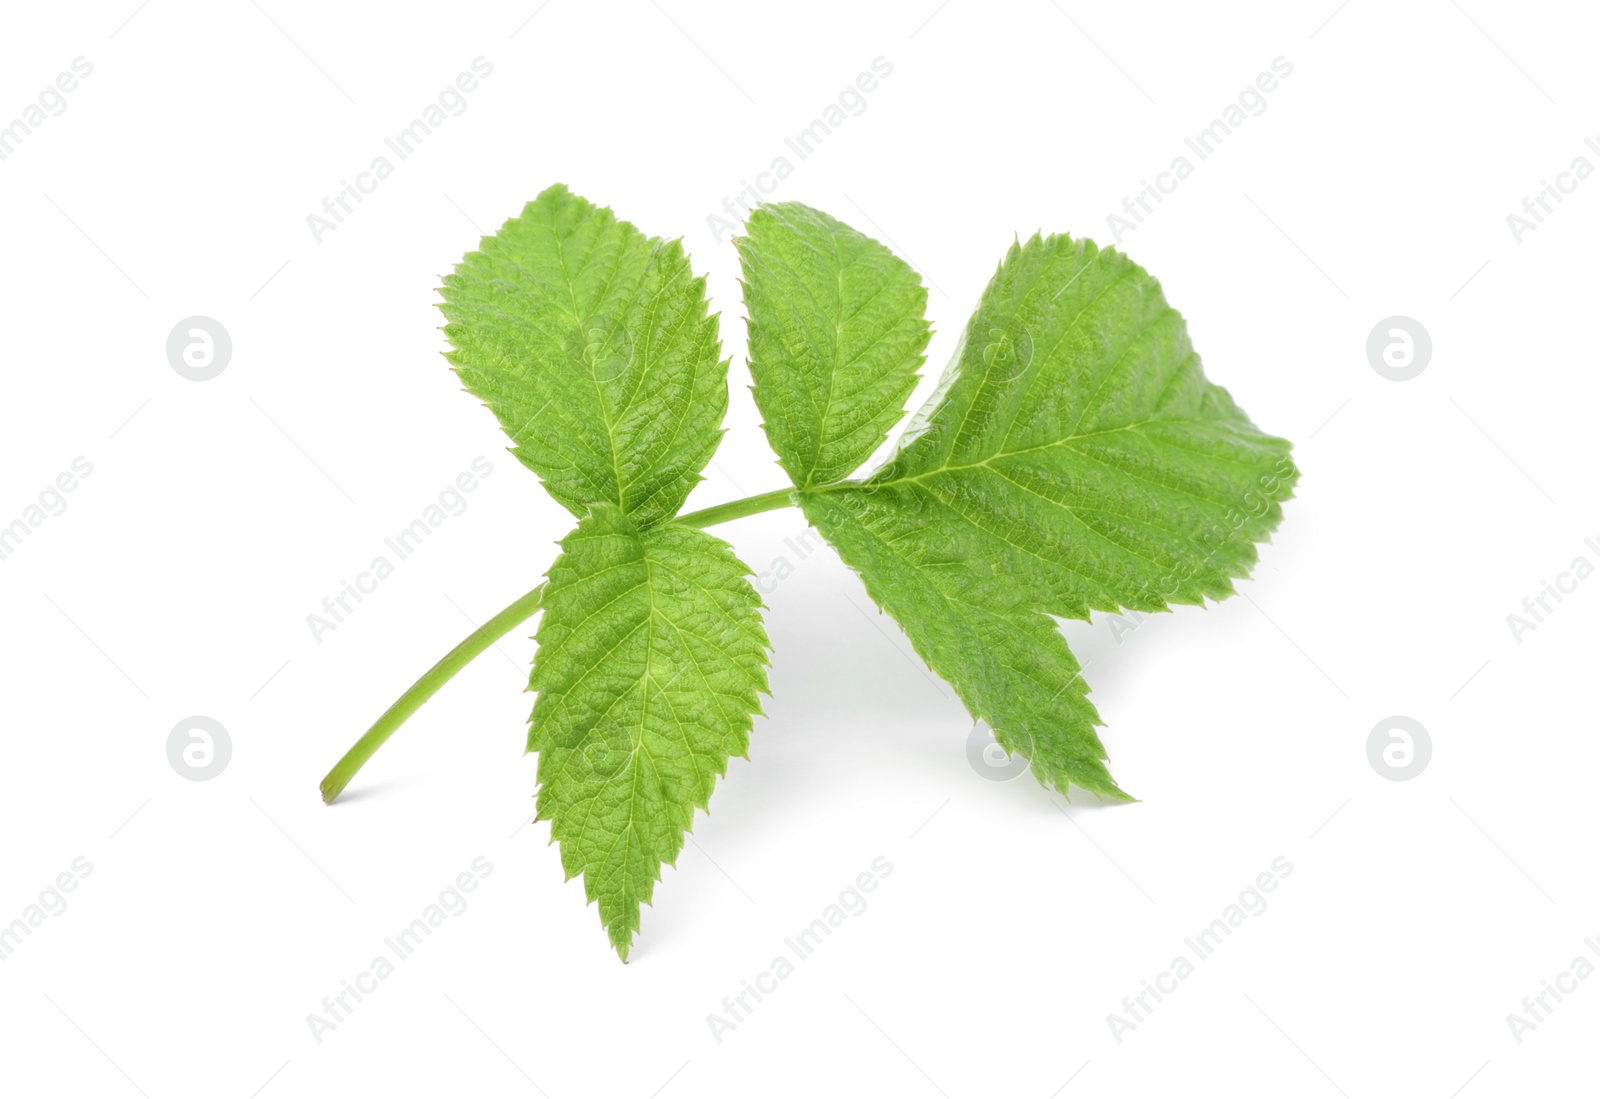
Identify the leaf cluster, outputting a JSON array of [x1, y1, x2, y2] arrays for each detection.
[[438, 184, 1297, 959]]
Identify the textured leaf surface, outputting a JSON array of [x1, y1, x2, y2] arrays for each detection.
[[528, 504, 770, 959], [739, 203, 930, 488], [799, 233, 1297, 798], [440, 184, 726, 528]]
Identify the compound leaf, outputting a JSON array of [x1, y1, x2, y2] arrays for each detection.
[[739, 202, 930, 488], [528, 503, 770, 960], [441, 184, 726, 529], [798, 232, 1297, 798]]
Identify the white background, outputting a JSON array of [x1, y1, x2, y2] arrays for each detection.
[[1, 1, 1595, 1096]]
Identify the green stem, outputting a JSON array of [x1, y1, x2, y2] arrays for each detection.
[[319, 487, 798, 803], [320, 583, 547, 803], [675, 486, 794, 528]]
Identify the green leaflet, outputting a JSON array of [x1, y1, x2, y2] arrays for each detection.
[[800, 487, 1118, 797], [528, 504, 770, 960], [738, 203, 931, 488], [440, 183, 727, 529], [782, 230, 1297, 799]]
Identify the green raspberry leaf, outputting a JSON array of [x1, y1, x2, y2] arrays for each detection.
[[800, 488, 1121, 796], [799, 232, 1298, 799], [440, 184, 727, 528], [528, 503, 770, 960], [738, 202, 931, 488]]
